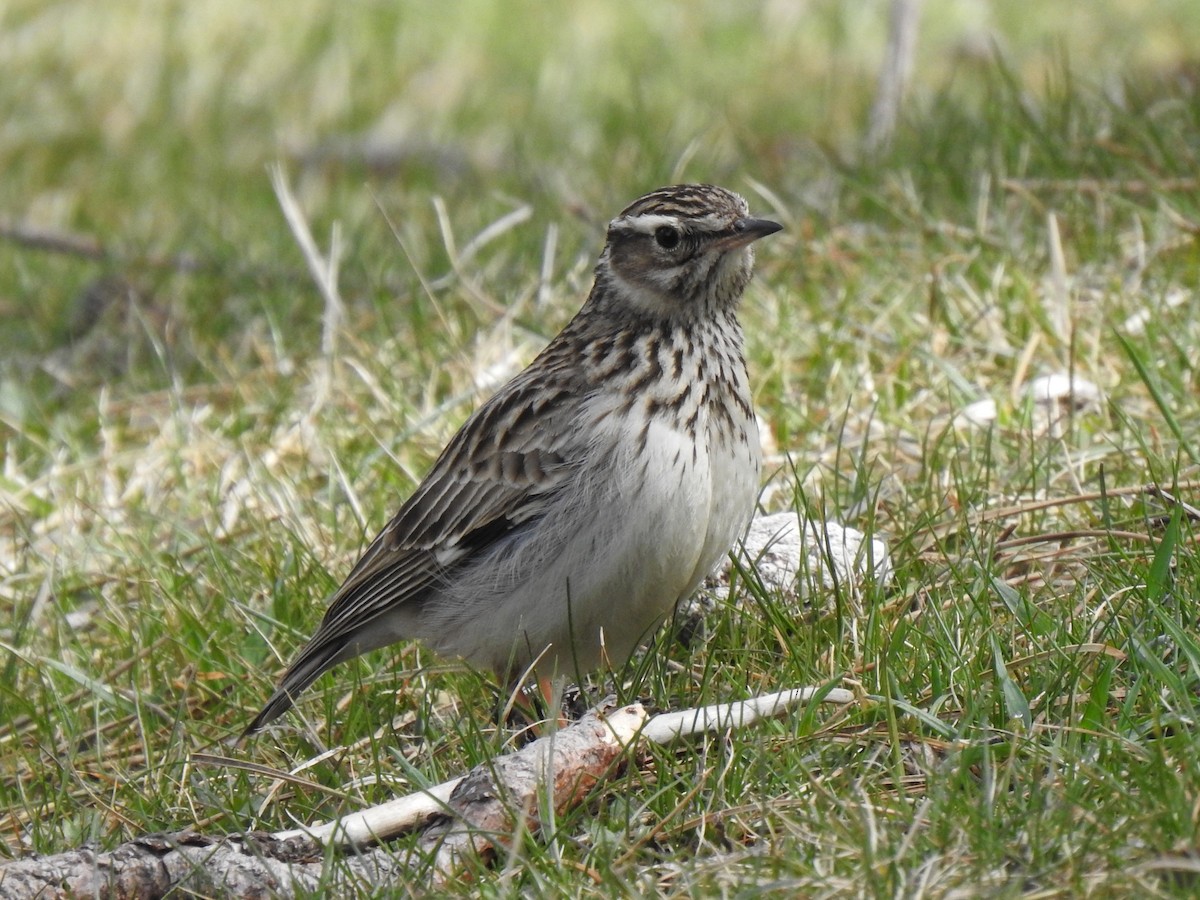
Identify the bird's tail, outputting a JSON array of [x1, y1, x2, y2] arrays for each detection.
[[240, 635, 353, 739]]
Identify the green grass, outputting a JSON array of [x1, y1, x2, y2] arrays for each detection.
[[3, 0, 1200, 895]]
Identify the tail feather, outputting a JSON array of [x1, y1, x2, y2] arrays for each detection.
[[241, 635, 353, 738]]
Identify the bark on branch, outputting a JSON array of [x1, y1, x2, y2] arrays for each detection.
[[0, 687, 853, 898]]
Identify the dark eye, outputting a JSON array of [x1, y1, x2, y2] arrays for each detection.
[[654, 225, 681, 250]]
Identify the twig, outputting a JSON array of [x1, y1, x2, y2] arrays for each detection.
[[640, 685, 855, 743], [279, 685, 855, 849], [864, 0, 922, 153], [268, 164, 344, 363], [0, 219, 203, 272], [0, 686, 852, 896]]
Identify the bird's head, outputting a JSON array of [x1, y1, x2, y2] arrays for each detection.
[[599, 184, 781, 321]]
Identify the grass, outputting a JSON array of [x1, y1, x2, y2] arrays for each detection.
[[3, 0, 1200, 895]]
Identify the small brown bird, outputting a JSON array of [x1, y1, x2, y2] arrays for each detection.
[[245, 184, 780, 735]]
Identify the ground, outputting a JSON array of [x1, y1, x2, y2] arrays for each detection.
[[2, 1, 1200, 895]]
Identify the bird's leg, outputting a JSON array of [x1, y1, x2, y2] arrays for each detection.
[[539, 674, 569, 729], [498, 673, 568, 743]]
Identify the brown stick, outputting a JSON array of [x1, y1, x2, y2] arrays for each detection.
[[0, 689, 851, 897], [0, 704, 642, 897], [0, 218, 205, 272]]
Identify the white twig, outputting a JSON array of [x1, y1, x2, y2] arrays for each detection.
[[456, 203, 532, 269], [274, 779, 461, 845], [427, 199, 532, 311], [865, 0, 923, 153], [641, 686, 855, 744], [269, 164, 344, 362], [4, 689, 854, 893], [275, 685, 853, 848]]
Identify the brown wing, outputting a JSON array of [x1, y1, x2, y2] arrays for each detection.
[[243, 365, 582, 734]]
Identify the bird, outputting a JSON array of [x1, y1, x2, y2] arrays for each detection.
[[243, 183, 781, 736]]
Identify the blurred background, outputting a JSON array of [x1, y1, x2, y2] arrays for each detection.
[[1, 0, 1198, 394], [3, 0, 1200, 877]]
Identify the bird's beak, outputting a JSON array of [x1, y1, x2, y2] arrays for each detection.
[[718, 217, 783, 250]]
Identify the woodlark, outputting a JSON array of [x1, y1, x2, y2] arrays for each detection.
[[245, 184, 781, 735]]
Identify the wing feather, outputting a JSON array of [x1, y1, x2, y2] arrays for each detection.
[[243, 364, 584, 734]]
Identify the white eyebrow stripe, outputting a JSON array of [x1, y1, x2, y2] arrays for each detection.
[[612, 213, 683, 234], [612, 211, 733, 235]]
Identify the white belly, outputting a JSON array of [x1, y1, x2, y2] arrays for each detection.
[[426, 412, 760, 679]]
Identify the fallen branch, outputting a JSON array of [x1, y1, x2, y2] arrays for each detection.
[[0, 217, 205, 272], [278, 684, 855, 850], [0, 687, 853, 898]]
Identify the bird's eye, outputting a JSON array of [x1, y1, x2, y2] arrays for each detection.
[[654, 225, 681, 250]]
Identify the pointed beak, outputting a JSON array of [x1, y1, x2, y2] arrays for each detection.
[[718, 216, 783, 250]]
